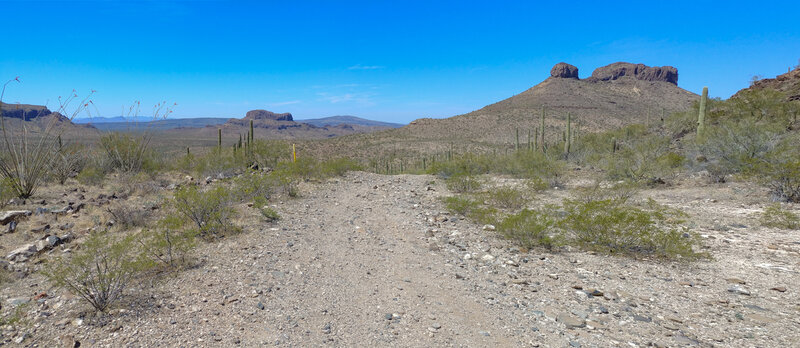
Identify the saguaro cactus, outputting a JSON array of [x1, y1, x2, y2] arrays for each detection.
[[697, 86, 708, 137], [564, 112, 572, 155], [217, 129, 222, 148], [515, 128, 520, 152], [540, 106, 546, 153]]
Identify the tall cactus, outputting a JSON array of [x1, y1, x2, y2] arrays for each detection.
[[540, 106, 546, 153], [217, 128, 222, 148], [564, 112, 572, 155], [515, 128, 520, 152], [697, 86, 708, 137]]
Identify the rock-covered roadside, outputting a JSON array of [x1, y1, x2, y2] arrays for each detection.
[[2, 172, 798, 347]]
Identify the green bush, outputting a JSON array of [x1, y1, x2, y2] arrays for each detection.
[[0, 177, 13, 207], [498, 207, 558, 249], [50, 143, 87, 185], [173, 185, 239, 239], [76, 166, 106, 186], [106, 203, 153, 228], [604, 135, 684, 183], [100, 132, 156, 173], [694, 119, 779, 182], [759, 204, 800, 230], [138, 216, 198, 269], [482, 186, 529, 210], [253, 195, 280, 222], [445, 174, 483, 193], [42, 231, 150, 312], [560, 198, 700, 259], [442, 196, 498, 225]]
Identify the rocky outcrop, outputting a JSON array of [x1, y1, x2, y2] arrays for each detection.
[[550, 63, 579, 79], [736, 66, 800, 102], [244, 110, 293, 122], [0, 103, 53, 120], [587, 62, 678, 85]]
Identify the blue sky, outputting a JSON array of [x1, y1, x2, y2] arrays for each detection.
[[2, 1, 799, 123]]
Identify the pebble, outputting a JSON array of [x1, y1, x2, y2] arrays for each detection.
[[770, 286, 787, 292], [557, 313, 586, 329], [481, 254, 495, 262], [727, 285, 751, 296]]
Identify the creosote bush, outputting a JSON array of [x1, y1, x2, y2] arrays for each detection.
[[100, 132, 156, 173], [76, 166, 106, 186], [138, 215, 198, 269], [498, 206, 558, 250], [560, 198, 700, 259], [42, 231, 150, 312], [173, 185, 239, 239], [759, 204, 800, 230], [107, 203, 152, 228]]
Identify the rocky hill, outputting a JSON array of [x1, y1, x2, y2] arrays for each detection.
[[0, 103, 97, 135], [399, 62, 698, 143], [167, 109, 396, 142], [734, 65, 800, 101], [306, 62, 700, 159]]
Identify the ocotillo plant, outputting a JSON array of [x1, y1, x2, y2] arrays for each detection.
[[697, 86, 708, 137]]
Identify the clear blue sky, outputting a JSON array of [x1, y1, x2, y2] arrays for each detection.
[[2, 0, 799, 123]]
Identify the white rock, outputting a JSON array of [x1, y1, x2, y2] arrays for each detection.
[[481, 254, 495, 262], [482, 224, 496, 231]]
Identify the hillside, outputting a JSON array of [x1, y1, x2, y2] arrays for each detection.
[[734, 65, 800, 101], [0, 102, 98, 137], [165, 109, 398, 145], [297, 115, 404, 128], [302, 62, 701, 159]]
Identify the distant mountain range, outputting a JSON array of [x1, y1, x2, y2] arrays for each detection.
[[73, 115, 403, 131]]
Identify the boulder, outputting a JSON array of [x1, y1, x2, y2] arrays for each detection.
[[550, 62, 579, 79], [0, 210, 31, 225], [588, 62, 678, 85]]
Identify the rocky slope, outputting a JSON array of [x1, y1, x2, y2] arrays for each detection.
[[734, 65, 800, 101]]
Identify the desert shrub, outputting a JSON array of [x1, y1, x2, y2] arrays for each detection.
[[50, 143, 87, 185], [76, 166, 106, 186], [571, 181, 639, 205], [482, 186, 529, 210], [693, 119, 779, 182], [0, 177, 13, 207], [759, 204, 800, 230], [442, 196, 498, 225], [428, 153, 494, 178], [254, 196, 280, 222], [744, 136, 800, 202], [560, 198, 700, 259], [495, 150, 565, 183], [233, 170, 275, 202], [498, 207, 558, 249], [445, 174, 483, 193], [138, 215, 198, 269], [250, 140, 292, 169], [100, 132, 156, 173], [106, 203, 153, 228], [316, 157, 362, 178], [173, 185, 238, 238], [42, 231, 149, 312], [605, 134, 685, 183]]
